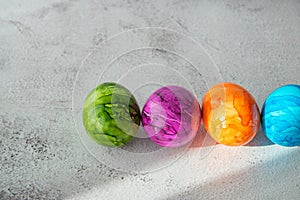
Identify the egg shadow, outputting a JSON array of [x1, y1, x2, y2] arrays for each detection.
[[189, 125, 217, 148], [117, 126, 194, 173], [246, 126, 273, 146], [190, 124, 274, 148]]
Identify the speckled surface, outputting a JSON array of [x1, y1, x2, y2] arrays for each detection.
[[0, 0, 300, 199]]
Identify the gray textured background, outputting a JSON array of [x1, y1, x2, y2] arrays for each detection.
[[1, 0, 300, 199]]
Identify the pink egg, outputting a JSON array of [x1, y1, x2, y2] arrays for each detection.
[[142, 86, 201, 147]]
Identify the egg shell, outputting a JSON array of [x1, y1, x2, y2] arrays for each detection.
[[202, 82, 260, 146], [261, 84, 300, 147], [82, 82, 141, 147], [142, 86, 201, 148]]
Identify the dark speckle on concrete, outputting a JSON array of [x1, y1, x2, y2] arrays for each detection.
[[52, 2, 70, 13], [248, 6, 264, 13], [155, 48, 167, 53]]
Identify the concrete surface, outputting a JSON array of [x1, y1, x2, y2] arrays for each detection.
[[1, 0, 300, 199]]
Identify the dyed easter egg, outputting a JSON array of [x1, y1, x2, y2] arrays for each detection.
[[142, 86, 201, 147], [261, 84, 300, 147], [82, 82, 141, 147], [202, 83, 260, 146]]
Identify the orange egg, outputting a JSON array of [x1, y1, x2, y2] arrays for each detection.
[[202, 83, 260, 146]]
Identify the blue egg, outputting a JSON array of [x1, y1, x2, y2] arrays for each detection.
[[261, 84, 300, 146]]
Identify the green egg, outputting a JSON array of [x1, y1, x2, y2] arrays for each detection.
[[82, 82, 141, 147]]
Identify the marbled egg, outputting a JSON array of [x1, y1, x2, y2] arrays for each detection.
[[82, 82, 141, 147], [142, 86, 201, 147], [261, 84, 300, 147], [202, 83, 260, 146]]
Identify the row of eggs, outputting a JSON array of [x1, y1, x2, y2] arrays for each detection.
[[82, 82, 300, 147]]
